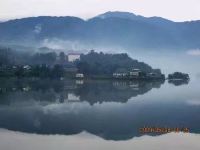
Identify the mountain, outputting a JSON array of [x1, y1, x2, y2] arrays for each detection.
[[96, 11, 173, 25], [0, 11, 200, 51], [97, 11, 144, 20]]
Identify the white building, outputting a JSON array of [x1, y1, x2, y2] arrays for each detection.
[[76, 73, 84, 78], [68, 53, 81, 62], [130, 69, 141, 77], [23, 65, 31, 70], [113, 72, 128, 78], [113, 68, 128, 78]]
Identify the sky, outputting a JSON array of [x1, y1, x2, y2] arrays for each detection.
[[0, 0, 200, 21]]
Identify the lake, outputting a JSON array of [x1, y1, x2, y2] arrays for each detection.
[[0, 77, 200, 149]]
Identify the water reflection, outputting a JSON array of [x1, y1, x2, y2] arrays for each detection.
[[168, 79, 189, 86], [0, 78, 164, 105], [0, 78, 199, 141]]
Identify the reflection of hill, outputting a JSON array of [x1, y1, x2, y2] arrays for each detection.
[[0, 78, 65, 105], [0, 100, 199, 141], [0, 78, 168, 141], [0, 78, 199, 141], [0, 78, 164, 105], [168, 79, 189, 86], [75, 80, 164, 104]]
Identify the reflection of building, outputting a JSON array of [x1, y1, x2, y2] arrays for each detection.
[[76, 73, 84, 78], [129, 82, 139, 90], [0, 79, 164, 106], [113, 81, 129, 90], [67, 93, 80, 102], [76, 80, 84, 85], [68, 53, 81, 62]]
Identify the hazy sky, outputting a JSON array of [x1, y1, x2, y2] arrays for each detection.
[[0, 0, 200, 21]]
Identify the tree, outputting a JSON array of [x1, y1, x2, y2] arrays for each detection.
[[59, 52, 66, 63], [51, 65, 64, 78], [15, 67, 25, 77], [168, 72, 189, 80], [76, 51, 153, 76]]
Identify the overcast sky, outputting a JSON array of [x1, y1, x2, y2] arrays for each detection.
[[0, 0, 200, 21]]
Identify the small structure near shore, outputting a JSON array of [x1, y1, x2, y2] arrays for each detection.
[[113, 68, 128, 78], [113, 68, 165, 80]]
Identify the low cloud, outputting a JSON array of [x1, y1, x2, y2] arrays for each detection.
[[40, 38, 126, 54], [34, 24, 42, 34], [187, 49, 200, 56], [186, 100, 200, 106]]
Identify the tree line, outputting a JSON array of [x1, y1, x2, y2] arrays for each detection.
[[0, 47, 159, 78]]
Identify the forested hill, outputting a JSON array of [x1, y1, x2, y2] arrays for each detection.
[[0, 11, 200, 51], [0, 47, 159, 77], [76, 50, 153, 75]]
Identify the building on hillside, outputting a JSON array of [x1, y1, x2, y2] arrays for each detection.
[[68, 53, 81, 62]]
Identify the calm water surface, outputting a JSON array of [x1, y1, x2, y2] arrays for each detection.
[[0, 77, 200, 149]]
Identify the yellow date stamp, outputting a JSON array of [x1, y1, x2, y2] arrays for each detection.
[[139, 127, 190, 133]]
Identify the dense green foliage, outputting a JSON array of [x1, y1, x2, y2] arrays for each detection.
[[0, 65, 64, 78], [0, 47, 58, 65], [76, 50, 153, 76], [0, 47, 161, 78], [168, 72, 189, 80]]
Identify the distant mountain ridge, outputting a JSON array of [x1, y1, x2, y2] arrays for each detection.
[[0, 11, 200, 51], [96, 11, 173, 24]]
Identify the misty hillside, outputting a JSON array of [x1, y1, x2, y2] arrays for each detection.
[[0, 11, 200, 51]]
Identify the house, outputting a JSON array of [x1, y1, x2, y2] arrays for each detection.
[[129, 69, 142, 78], [68, 53, 81, 62], [113, 68, 128, 78]]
